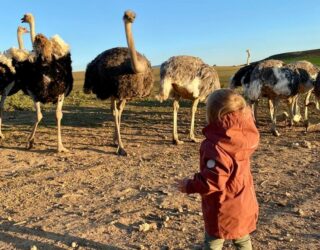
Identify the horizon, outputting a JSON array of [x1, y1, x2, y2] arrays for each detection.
[[1, 0, 320, 71]]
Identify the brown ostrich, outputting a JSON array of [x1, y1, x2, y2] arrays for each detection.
[[157, 56, 220, 144], [83, 10, 154, 156]]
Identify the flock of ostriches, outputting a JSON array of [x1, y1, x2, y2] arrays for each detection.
[[1, 11, 320, 156]]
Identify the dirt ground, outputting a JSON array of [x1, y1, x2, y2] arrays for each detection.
[[0, 100, 319, 250]]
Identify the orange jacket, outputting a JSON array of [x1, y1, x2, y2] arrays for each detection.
[[186, 107, 259, 239]]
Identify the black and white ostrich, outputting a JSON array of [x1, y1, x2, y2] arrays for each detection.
[[285, 60, 319, 127], [246, 60, 314, 136], [0, 26, 30, 139], [21, 13, 73, 152], [230, 60, 283, 124], [157, 56, 220, 144], [83, 10, 154, 156]]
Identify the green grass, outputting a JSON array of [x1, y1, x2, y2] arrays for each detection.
[[5, 46, 320, 112], [266, 48, 320, 66], [4, 65, 237, 112]]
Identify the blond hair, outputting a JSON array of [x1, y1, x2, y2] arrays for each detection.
[[206, 89, 247, 123]]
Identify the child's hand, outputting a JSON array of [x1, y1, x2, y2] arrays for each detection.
[[175, 178, 189, 193]]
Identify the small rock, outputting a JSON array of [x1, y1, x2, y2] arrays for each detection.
[[164, 216, 170, 222], [285, 192, 291, 197], [71, 242, 78, 248], [302, 140, 312, 149], [7, 216, 12, 221], [291, 142, 299, 148], [298, 209, 305, 216], [198, 212, 203, 216], [289, 238, 293, 242], [139, 222, 157, 232], [139, 245, 145, 250], [178, 207, 184, 213], [30, 246, 37, 250]]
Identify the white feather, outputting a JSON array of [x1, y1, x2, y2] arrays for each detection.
[[0, 53, 15, 74], [50, 35, 70, 59]]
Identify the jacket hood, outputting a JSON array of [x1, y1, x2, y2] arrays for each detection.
[[202, 107, 259, 160]]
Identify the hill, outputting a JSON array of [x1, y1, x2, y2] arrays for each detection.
[[265, 48, 320, 66]]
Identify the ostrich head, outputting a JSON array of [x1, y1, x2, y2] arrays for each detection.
[[17, 26, 29, 35], [21, 13, 34, 24], [123, 10, 136, 23], [34, 33, 53, 62]]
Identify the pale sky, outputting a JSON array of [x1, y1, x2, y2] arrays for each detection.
[[1, 0, 319, 71]]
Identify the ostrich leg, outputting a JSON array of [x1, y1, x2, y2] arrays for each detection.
[[118, 99, 126, 128], [56, 94, 68, 153], [286, 96, 295, 127], [0, 82, 14, 139], [111, 99, 117, 146], [303, 90, 312, 128], [190, 98, 200, 142], [26, 100, 43, 149], [111, 99, 126, 147], [173, 96, 183, 145], [269, 98, 280, 136], [112, 99, 127, 156], [252, 100, 259, 126]]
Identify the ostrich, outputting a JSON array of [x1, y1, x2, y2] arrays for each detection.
[[157, 56, 220, 145], [83, 10, 154, 156], [21, 13, 73, 152], [247, 59, 313, 136], [0, 26, 29, 139], [285, 61, 319, 127], [246, 49, 251, 65]]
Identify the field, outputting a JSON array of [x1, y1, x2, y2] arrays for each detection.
[[0, 66, 319, 250]]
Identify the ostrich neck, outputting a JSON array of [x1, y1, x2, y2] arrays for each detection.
[[124, 21, 145, 73], [246, 52, 251, 65], [29, 19, 36, 44], [17, 32, 24, 50]]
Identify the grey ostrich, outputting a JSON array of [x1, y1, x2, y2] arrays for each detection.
[[285, 60, 319, 127], [247, 59, 314, 136], [157, 56, 220, 144], [0, 26, 29, 139], [83, 10, 154, 156]]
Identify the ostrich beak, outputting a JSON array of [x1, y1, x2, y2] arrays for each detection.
[[21, 16, 26, 23]]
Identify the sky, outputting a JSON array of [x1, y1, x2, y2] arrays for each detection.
[[0, 0, 320, 71]]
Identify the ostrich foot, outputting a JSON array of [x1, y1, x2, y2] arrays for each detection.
[[173, 138, 184, 145], [306, 101, 320, 110], [116, 146, 127, 156], [277, 112, 289, 123], [26, 139, 35, 150], [0, 132, 5, 139], [306, 123, 320, 132], [190, 136, 201, 143], [271, 129, 280, 137], [293, 114, 302, 123], [58, 145, 69, 153], [304, 120, 310, 129]]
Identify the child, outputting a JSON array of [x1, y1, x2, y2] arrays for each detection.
[[176, 89, 259, 250]]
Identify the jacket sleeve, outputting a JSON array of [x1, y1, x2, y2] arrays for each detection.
[[186, 147, 232, 195]]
